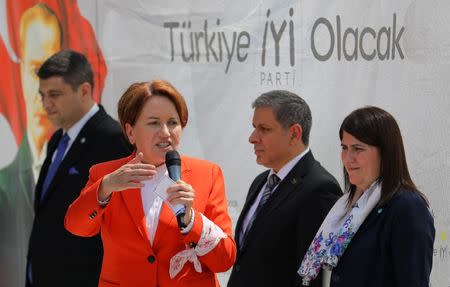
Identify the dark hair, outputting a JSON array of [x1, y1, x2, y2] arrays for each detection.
[[253, 90, 312, 145], [37, 49, 94, 92], [117, 80, 188, 143], [339, 106, 428, 207]]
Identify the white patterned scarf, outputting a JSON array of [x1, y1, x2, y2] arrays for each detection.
[[298, 181, 381, 285], [169, 214, 227, 278]]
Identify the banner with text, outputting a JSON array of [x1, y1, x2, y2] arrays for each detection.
[[1, 0, 449, 286]]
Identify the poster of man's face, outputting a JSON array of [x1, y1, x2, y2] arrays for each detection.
[[0, 2, 106, 286], [0, 0, 107, 171]]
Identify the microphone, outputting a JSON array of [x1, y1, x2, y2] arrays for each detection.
[[165, 150, 187, 229]]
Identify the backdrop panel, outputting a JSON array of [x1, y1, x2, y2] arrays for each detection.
[[1, 0, 449, 286]]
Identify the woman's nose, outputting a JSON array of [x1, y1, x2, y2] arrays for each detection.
[[160, 124, 170, 135], [342, 150, 355, 164]]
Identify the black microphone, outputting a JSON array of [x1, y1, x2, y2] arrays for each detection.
[[165, 150, 187, 229]]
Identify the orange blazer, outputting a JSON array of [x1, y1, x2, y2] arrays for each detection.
[[65, 154, 236, 287]]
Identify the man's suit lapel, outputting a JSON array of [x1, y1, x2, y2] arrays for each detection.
[[35, 130, 61, 209], [261, 151, 315, 215], [39, 107, 107, 206], [234, 171, 268, 248], [60, 106, 108, 170], [239, 151, 316, 251]]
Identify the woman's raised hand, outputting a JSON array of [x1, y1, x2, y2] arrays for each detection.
[[99, 152, 156, 201]]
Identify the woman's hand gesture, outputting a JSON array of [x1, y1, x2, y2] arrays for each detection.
[[99, 152, 156, 201]]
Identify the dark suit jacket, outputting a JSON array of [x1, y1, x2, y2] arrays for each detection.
[[228, 151, 342, 287], [330, 191, 435, 287], [27, 106, 132, 287]]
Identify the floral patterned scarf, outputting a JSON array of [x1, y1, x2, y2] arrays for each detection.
[[298, 181, 381, 285]]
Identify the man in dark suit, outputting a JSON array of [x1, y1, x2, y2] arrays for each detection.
[[25, 50, 132, 287], [228, 90, 342, 287]]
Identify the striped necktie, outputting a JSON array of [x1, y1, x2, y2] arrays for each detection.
[[240, 173, 280, 247]]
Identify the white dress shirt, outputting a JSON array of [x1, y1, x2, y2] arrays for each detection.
[[140, 163, 195, 245], [47, 104, 99, 163], [64, 104, 99, 157], [140, 164, 167, 245]]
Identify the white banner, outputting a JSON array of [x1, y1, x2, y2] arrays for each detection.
[[1, 0, 449, 286]]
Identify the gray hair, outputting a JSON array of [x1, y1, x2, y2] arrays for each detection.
[[252, 90, 312, 145]]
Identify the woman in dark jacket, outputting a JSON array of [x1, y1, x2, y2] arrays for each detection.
[[299, 106, 435, 287]]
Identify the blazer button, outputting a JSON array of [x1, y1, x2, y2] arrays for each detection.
[[147, 255, 156, 263]]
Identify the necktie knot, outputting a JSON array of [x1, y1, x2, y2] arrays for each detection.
[[62, 133, 70, 141], [258, 174, 280, 208], [267, 174, 280, 191], [60, 133, 70, 147]]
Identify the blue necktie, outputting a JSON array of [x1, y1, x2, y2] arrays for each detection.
[[240, 174, 280, 247], [41, 133, 70, 201]]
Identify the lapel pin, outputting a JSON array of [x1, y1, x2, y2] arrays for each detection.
[[80, 137, 86, 144], [377, 208, 383, 214], [290, 178, 297, 184]]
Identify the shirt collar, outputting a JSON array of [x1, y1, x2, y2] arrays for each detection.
[[269, 147, 310, 181], [65, 104, 99, 140], [154, 163, 168, 182]]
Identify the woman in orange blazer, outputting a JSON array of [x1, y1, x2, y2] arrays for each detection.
[[65, 80, 236, 287]]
